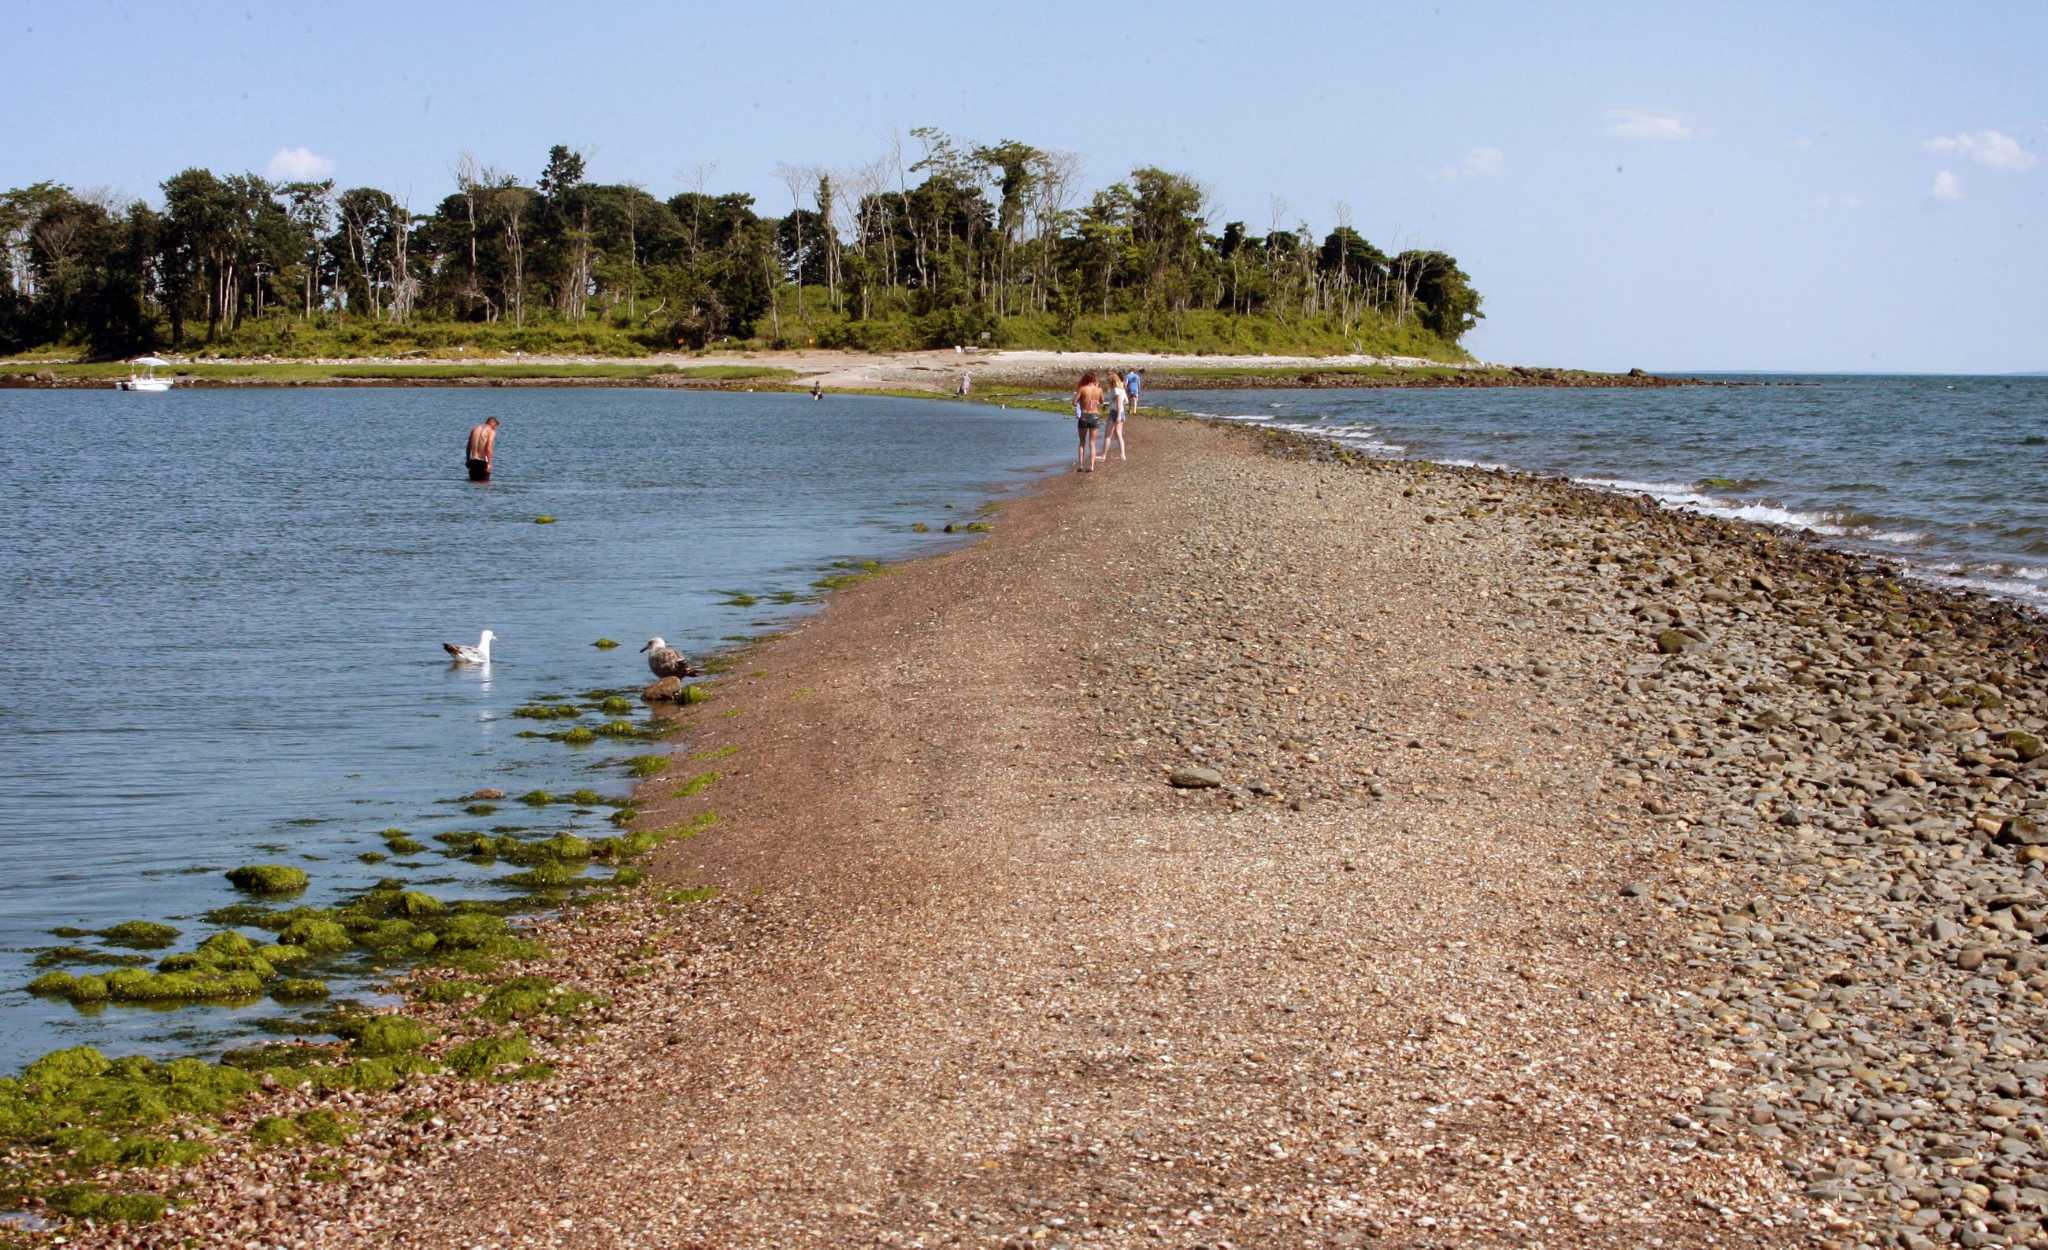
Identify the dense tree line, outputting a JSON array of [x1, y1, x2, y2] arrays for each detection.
[[0, 132, 1482, 357]]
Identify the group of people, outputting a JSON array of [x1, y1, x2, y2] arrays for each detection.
[[466, 366, 1149, 484], [1073, 368, 1142, 472]]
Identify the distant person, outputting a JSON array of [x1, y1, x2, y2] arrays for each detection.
[[464, 416, 499, 482], [810, 379, 823, 401], [1104, 371, 1129, 462], [958, 371, 972, 397], [1074, 372, 1104, 472], [1125, 368, 1143, 414]]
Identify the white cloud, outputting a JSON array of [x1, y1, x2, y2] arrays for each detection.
[[1922, 129, 2036, 171], [1932, 169, 1964, 201], [1460, 145, 1505, 177], [1438, 145, 1505, 180], [1608, 109, 1692, 141], [265, 146, 334, 182]]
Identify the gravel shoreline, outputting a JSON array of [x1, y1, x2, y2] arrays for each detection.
[[24, 413, 2047, 1248]]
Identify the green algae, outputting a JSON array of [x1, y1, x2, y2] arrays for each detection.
[[512, 702, 581, 720], [198, 903, 276, 928], [358, 850, 389, 864], [607, 806, 639, 826], [397, 890, 444, 917], [226, 865, 308, 895], [911, 521, 929, 533], [626, 754, 669, 778], [383, 834, 428, 854], [560, 727, 597, 746], [596, 697, 632, 718], [0, 1047, 258, 1139], [611, 866, 644, 887], [595, 719, 642, 737], [518, 789, 555, 806], [719, 590, 759, 607], [534, 515, 556, 524], [466, 801, 501, 814], [43, 1183, 168, 1223], [663, 885, 720, 906], [568, 788, 608, 805], [198, 932, 255, 958], [679, 684, 711, 706], [672, 770, 720, 798], [589, 832, 654, 863], [279, 916, 352, 953], [813, 558, 887, 591], [350, 1016, 432, 1058], [248, 1114, 300, 1148], [592, 637, 620, 649], [690, 744, 740, 763], [505, 861, 581, 889], [410, 979, 487, 1005], [472, 976, 596, 1023], [29, 968, 265, 1004], [49, 1126, 208, 1170], [30, 947, 152, 970], [444, 1032, 531, 1079], [270, 978, 328, 1002], [297, 1108, 357, 1145], [425, 913, 543, 972], [95, 921, 181, 949]]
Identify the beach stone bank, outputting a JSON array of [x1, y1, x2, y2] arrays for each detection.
[[1226, 424, 2048, 1249]]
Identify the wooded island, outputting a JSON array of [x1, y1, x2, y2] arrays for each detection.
[[0, 131, 1483, 361]]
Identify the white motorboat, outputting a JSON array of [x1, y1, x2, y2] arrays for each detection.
[[115, 357, 173, 392]]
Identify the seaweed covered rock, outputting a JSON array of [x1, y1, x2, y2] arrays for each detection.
[[94, 921, 180, 949], [350, 1015, 433, 1058], [642, 676, 685, 702], [225, 864, 308, 895], [444, 1031, 532, 1078], [279, 914, 353, 953], [269, 978, 329, 1002]]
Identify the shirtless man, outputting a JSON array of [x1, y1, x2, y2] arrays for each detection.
[[465, 417, 499, 481], [1074, 373, 1104, 472]]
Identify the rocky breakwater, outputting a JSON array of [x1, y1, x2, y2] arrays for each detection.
[[1226, 426, 2048, 1248]]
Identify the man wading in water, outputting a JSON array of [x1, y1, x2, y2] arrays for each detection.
[[465, 416, 499, 481]]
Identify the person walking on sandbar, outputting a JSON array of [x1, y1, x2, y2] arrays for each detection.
[[1074, 373, 1104, 472], [465, 416, 499, 481], [1103, 370, 1129, 463]]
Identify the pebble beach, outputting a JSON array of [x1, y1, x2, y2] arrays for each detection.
[[16, 410, 2048, 1249]]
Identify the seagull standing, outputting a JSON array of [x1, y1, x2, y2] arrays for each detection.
[[443, 630, 496, 664], [641, 636, 698, 679]]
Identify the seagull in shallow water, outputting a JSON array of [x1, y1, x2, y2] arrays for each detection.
[[641, 636, 698, 679], [443, 630, 495, 664]]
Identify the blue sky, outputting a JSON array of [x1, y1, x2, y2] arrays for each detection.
[[9, 1, 2043, 371]]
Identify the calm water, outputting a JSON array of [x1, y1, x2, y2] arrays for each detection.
[[0, 387, 1065, 1070], [1160, 375, 2048, 607]]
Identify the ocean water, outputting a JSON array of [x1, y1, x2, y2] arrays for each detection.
[[0, 387, 1065, 1071], [1159, 375, 2048, 607]]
